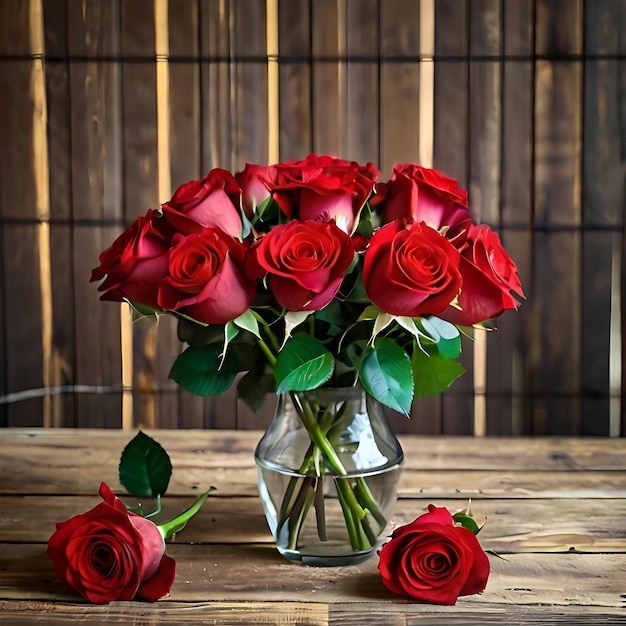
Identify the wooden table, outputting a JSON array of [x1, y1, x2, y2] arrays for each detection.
[[1, 429, 625, 624]]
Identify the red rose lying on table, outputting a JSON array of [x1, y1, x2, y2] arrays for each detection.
[[378, 505, 490, 605], [47, 483, 176, 604]]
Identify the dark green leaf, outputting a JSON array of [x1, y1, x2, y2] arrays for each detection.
[[119, 431, 172, 498], [169, 344, 237, 396], [358, 338, 413, 415], [177, 318, 224, 346], [237, 369, 275, 413], [274, 333, 334, 393], [411, 344, 466, 398], [452, 512, 480, 535]]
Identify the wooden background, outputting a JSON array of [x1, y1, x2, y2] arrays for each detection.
[[0, 0, 624, 436]]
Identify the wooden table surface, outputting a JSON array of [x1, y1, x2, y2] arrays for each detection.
[[1, 429, 625, 625]]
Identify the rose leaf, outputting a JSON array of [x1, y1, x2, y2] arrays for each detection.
[[169, 344, 238, 396], [420, 316, 462, 359], [358, 338, 413, 416], [119, 431, 172, 498], [411, 345, 466, 398], [274, 333, 334, 393]]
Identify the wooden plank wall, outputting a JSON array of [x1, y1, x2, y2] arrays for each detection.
[[0, 0, 624, 436]]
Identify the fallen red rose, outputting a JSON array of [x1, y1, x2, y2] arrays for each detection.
[[378, 504, 490, 605], [47, 483, 176, 604]]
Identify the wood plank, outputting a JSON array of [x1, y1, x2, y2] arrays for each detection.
[[67, 0, 124, 428], [44, 2, 75, 426], [311, 0, 345, 156], [1, 543, 624, 609], [2, 430, 625, 472], [0, 600, 624, 626], [581, 3, 625, 436], [345, 0, 379, 165], [232, 0, 268, 168], [489, 1, 533, 433], [432, 0, 473, 436], [2, 495, 625, 554], [0, 600, 328, 626], [278, 0, 312, 160], [120, 0, 159, 430], [0, 0, 46, 426], [199, 0, 233, 171], [379, 0, 420, 175], [533, 1, 584, 434]]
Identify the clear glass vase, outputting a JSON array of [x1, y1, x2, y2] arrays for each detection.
[[254, 386, 404, 566]]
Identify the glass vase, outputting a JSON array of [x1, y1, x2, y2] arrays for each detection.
[[254, 386, 404, 566]]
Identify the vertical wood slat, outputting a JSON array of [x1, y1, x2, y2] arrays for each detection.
[[582, 0, 626, 436], [493, 0, 534, 435], [0, 3, 45, 427], [230, 0, 270, 430], [432, 0, 470, 435], [378, 0, 420, 176], [44, 0, 75, 428], [345, 0, 379, 167], [67, 0, 123, 428], [532, 0, 583, 434], [278, 0, 311, 161], [311, 0, 345, 157]]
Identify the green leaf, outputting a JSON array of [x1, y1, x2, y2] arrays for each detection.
[[359, 338, 413, 415], [411, 344, 466, 398], [237, 369, 275, 413], [452, 512, 480, 535], [119, 431, 172, 498], [420, 316, 462, 359], [177, 318, 223, 346], [274, 333, 334, 393], [169, 344, 237, 396], [357, 305, 381, 322], [233, 309, 261, 338], [125, 299, 161, 321]]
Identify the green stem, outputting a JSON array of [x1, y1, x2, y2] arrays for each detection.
[[257, 337, 277, 367], [157, 488, 214, 541]]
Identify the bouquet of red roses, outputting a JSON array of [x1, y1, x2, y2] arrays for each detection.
[[91, 154, 524, 416]]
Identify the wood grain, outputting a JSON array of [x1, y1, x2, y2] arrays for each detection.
[[0, 1, 624, 435], [1, 430, 625, 623]]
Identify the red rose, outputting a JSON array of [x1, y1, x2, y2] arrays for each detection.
[[162, 168, 243, 238], [90, 209, 171, 309], [362, 220, 462, 317], [269, 157, 376, 234], [381, 164, 471, 233], [158, 228, 256, 324], [248, 220, 355, 311], [378, 505, 490, 605], [441, 224, 525, 326], [47, 483, 176, 604], [284, 154, 380, 182], [235, 163, 278, 218]]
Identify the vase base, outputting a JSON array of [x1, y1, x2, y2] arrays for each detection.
[[276, 545, 376, 567]]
